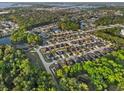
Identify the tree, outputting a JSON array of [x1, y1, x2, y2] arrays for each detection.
[[58, 16, 80, 31], [79, 83, 89, 91], [11, 28, 42, 45], [55, 50, 124, 91], [0, 46, 57, 91], [59, 77, 79, 91]]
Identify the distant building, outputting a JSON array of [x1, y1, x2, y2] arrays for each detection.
[[51, 28, 61, 33], [0, 11, 9, 15], [115, 10, 123, 16], [80, 20, 85, 30], [120, 29, 124, 36]]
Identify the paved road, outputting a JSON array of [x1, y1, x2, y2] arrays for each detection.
[[35, 48, 52, 73], [35, 48, 60, 89]]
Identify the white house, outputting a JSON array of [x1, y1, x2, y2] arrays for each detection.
[[120, 29, 124, 36]]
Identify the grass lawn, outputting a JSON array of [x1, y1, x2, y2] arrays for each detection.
[[25, 51, 45, 70]]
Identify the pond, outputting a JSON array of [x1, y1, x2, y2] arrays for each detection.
[[0, 37, 11, 45]]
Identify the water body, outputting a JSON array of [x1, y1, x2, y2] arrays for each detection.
[[1, 2, 124, 9], [42, 3, 101, 9], [0, 3, 14, 8], [0, 37, 11, 45], [0, 3, 31, 9]]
